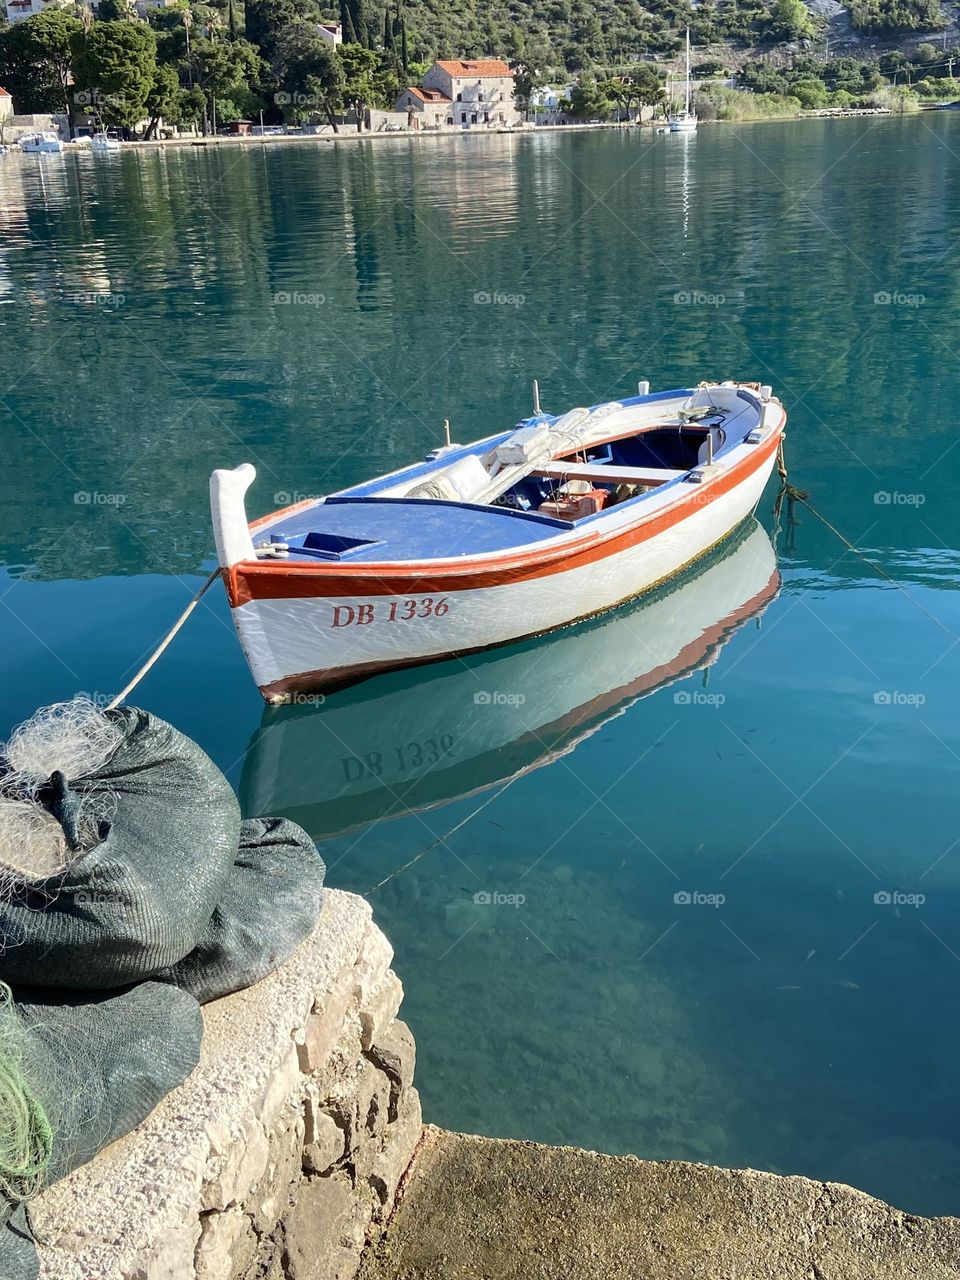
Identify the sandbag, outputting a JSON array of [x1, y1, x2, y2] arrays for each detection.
[[157, 816, 326, 1004], [0, 707, 241, 989]]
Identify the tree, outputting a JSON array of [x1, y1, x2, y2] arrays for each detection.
[[566, 74, 611, 120], [0, 8, 82, 115], [272, 19, 343, 127], [399, 9, 408, 73], [769, 0, 816, 39], [96, 0, 135, 21], [692, 58, 727, 78], [625, 62, 665, 119], [188, 33, 262, 128], [71, 20, 158, 129], [143, 60, 186, 138], [339, 0, 367, 44], [790, 76, 828, 107], [245, 0, 311, 58], [338, 41, 380, 128]]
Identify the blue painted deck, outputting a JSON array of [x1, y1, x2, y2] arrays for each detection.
[[261, 496, 571, 564]]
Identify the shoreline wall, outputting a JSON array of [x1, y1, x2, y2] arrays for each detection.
[[33, 890, 422, 1280]]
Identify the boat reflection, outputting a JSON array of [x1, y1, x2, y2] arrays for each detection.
[[240, 518, 780, 838]]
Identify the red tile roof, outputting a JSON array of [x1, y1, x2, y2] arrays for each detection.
[[435, 59, 513, 78], [0, 88, 11, 97], [406, 86, 451, 103]]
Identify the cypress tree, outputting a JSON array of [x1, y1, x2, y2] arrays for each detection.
[[352, 0, 368, 46], [339, 0, 358, 42]]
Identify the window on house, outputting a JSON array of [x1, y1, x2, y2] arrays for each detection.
[[456, 93, 462, 102], [478, 92, 484, 101], [470, 113, 477, 124], [446, 116, 452, 124], [460, 112, 467, 123]]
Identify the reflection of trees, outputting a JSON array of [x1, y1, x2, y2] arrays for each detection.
[[1, 121, 957, 581]]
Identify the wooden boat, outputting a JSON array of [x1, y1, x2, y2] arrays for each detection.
[[211, 380, 786, 702], [241, 518, 780, 838]]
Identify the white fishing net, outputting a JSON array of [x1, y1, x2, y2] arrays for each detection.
[[0, 699, 123, 884]]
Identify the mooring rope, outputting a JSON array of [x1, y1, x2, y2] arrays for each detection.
[[105, 569, 222, 711], [366, 769, 524, 896], [775, 439, 957, 642]]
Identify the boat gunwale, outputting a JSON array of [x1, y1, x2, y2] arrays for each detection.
[[247, 386, 701, 534], [227, 405, 785, 599]]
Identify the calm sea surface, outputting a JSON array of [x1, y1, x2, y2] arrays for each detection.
[[3, 118, 960, 1215]]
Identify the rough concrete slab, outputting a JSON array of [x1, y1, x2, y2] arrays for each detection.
[[358, 1127, 960, 1280]]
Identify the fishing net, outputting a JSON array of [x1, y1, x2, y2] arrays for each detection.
[[158, 816, 326, 1004], [0, 980, 203, 1280], [0, 701, 241, 989], [0, 699, 327, 1275]]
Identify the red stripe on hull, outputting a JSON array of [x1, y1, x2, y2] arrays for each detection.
[[227, 420, 784, 609]]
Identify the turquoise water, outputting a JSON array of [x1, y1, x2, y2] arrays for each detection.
[[4, 118, 960, 1215]]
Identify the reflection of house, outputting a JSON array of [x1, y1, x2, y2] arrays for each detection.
[[396, 59, 520, 129]]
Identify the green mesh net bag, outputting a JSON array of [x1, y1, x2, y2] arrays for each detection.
[[0, 981, 203, 1279], [0, 705, 241, 989], [158, 815, 326, 1004]]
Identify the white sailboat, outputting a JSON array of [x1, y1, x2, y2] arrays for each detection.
[[668, 29, 698, 133]]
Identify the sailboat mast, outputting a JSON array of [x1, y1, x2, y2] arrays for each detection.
[[685, 28, 691, 115]]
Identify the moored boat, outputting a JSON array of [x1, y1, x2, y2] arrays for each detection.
[[18, 132, 64, 154], [211, 380, 787, 701], [90, 132, 122, 152], [668, 29, 698, 133], [240, 518, 780, 837]]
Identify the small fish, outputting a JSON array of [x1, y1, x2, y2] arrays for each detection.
[[488, 821, 505, 830], [777, 984, 803, 991], [835, 980, 860, 990], [805, 949, 816, 962], [836, 888, 845, 901]]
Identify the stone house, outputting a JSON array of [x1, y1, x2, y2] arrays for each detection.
[[1, 0, 76, 21], [0, 88, 12, 122], [396, 59, 520, 129]]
